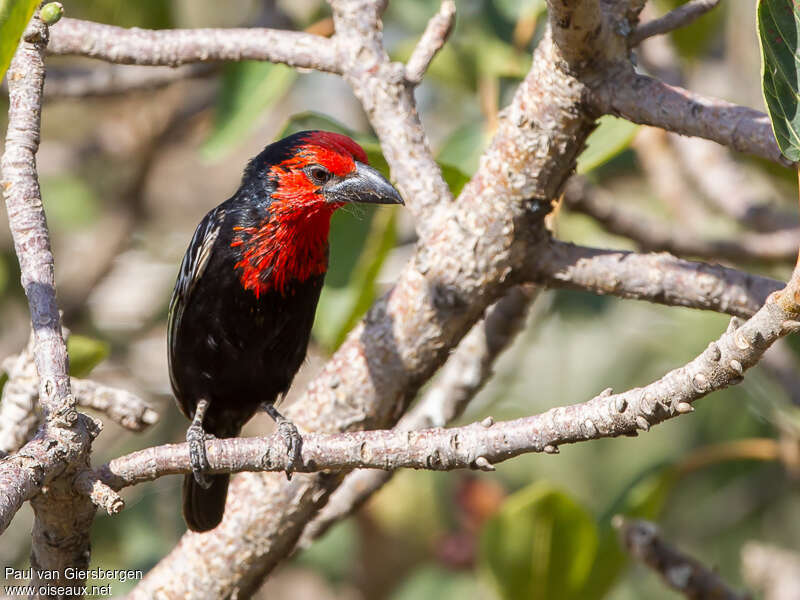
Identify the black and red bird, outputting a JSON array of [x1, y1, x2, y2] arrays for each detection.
[[168, 131, 403, 532]]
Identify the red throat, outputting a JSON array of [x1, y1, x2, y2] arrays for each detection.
[[231, 200, 337, 297]]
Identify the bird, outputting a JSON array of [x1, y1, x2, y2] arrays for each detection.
[[167, 130, 404, 532]]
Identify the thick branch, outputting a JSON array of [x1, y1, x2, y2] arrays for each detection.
[[616, 518, 749, 600], [590, 70, 787, 165], [47, 18, 341, 73], [531, 240, 783, 319], [630, 0, 721, 46]]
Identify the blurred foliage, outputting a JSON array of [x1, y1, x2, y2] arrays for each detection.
[[758, 0, 800, 162], [67, 334, 110, 378], [40, 174, 100, 229], [0, 0, 38, 82], [66, 0, 173, 29], [653, 0, 726, 61], [203, 61, 297, 160]]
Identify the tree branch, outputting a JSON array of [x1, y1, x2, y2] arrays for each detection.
[[47, 17, 341, 73], [298, 285, 537, 547], [41, 64, 216, 99], [0, 14, 97, 593], [670, 134, 796, 232], [589, 70, 788, 165], [630, 0, 721, 46], [563, 178, 800, 263], [616, 518, 749, 600], [0, 334, 38, 455], [0, 346, 157, 456], [86, 274, 798, 490], [404, 0, 455, 85], [131, 3, 618, 594], [531, 240, 782, 319], [71, 379, 158, 432]]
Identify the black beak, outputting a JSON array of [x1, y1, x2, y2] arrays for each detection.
[[325, 161, 404, 205]]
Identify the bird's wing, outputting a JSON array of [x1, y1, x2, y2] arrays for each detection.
[[167, 206, 224, 384]]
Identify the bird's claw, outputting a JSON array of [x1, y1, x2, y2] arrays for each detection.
[[277, 419, 302, 480], [187, 423, 214, 489]]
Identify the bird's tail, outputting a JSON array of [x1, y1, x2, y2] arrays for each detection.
[[182, 473, 230, 532]]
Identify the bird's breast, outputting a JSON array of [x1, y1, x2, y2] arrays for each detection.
[[229, 204, 333, 297]]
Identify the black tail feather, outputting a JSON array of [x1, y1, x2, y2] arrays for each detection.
[[182, 473, 230, 532]]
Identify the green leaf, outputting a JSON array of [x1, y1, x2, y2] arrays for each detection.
[[758, 0, 800, 162], [0, 0, 39, 83], [67, 334, 110, 378], [577, 116, 639, 174], [202, 61, 296, 160], [479, 482, 599, 600]]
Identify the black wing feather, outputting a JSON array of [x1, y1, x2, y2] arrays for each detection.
[[167, 206, 224, 391]]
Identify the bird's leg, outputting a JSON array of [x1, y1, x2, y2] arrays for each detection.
[[262, 402, 302, 480], [187, 398, 214, 489]]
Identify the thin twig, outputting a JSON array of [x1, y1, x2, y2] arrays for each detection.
[[630, 0, 722, 46], [670, 135, 796, 232], [615, 518, 750, 600], [405, 0, 456, 85], [42, 63, 216, 99], [71, 379, 158, 432], [563, 178, 800, 263], [0, 341, 157, 456], [0, 334, 38, 454]]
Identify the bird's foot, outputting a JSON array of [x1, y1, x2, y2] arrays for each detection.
[[277, 418, 302, 480], [187, 399, 214, 489], [263, 403, 303, 480]]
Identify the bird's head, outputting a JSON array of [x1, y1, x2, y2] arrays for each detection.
[[242, 130, 403, 211], [232, 131, 403, 297]]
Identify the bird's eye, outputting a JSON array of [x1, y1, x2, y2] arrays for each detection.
[[306, 165, 332, 185]]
